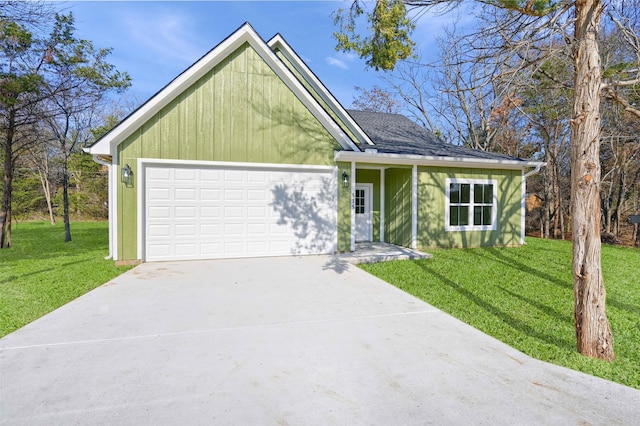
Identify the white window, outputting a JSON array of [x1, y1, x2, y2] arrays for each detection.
[[445, 178, 498, 231]]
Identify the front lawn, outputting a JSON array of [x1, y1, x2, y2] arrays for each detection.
[[360, 238, 640, 390], [0, 221, 132, 337]]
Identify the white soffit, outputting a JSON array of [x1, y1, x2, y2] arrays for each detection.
[[335, 151, 546, 170]]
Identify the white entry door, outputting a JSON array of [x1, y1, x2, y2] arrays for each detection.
[[354, 184, 373, 242]]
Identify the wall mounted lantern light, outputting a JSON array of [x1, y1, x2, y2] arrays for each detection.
[[121, 164, 133, 185], [342, 171, 350, 188]]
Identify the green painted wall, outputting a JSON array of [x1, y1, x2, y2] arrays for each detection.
[[416, 167, 522, 249], [116, 42, 342, 260], [337, 162, 352, 252], [356, 169, 381, 242], [385, 168, 412, 247]]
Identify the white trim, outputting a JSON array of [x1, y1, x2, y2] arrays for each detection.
[[412, 165, 418, 249], [355, 183, 374, 242], [350, 161, 356, 252], [137, 158, 338, 261], [137, 158, 145, 261], [524, 163, 545, 178], [268, 34, 374, 146], [88, 23, 359, 157], [445, 178, 498, 232], [380, 168, 385, 243], [335, 151, 544, 170], [521, 169, 526, 245], [135, 158, 336, 172]]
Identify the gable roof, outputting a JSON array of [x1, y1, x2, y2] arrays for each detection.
[[87, 23, 359, 158], [267, 35, 374, 147], [338, 110, 544, 170]]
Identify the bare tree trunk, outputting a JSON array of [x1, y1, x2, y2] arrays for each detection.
[[560, 197, 566, 240], [571, 0, 614, 360], [29, 147, 56, 225], [0, 110, 16, 248], [612, 169, 626, 237], [62, 161, 72, 242]]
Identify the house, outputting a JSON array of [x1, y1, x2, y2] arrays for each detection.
[[86, 23, 544, 263]]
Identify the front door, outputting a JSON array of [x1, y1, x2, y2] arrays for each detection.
[[355, 184, 373, 242]]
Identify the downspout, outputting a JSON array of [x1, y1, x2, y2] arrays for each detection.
[[524, 163, 544, 178], [92, 155, 114, 260], [521, 162, 546, 244]]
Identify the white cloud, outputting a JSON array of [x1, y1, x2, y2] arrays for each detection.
[[121, 7, 208, 65], [326, 56, 349, 69]]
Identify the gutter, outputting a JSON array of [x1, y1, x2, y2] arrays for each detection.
[[335, 150, 545, 171]]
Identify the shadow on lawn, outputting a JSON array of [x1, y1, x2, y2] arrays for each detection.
[[469, 247, 640, 317], [414, 261, 576, 351], [0, 267, 55, 285]]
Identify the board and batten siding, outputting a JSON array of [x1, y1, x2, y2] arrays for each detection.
[[385, 168, 413, 247], [116, 42, 342, 260], [416, 167, 522, 248]]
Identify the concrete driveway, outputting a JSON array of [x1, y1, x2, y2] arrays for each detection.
[[1, 256, 638, 425]]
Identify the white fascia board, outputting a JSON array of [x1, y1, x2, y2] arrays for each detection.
[[88, 23, 359, 157], [268, 35, 374, 147], [136, 158, 336, 173], [335, 151, 546, 170]]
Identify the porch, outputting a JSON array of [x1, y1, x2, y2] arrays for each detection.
[[335, 242, 431, 265]]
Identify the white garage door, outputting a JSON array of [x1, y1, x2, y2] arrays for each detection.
[[143, 164, 337, 262]]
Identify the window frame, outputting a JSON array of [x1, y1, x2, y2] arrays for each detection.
[[445, 178, 498, 232]]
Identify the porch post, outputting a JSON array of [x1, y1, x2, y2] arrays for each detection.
[[380, 168, 385, 243], [350, 161, 356, 252], [411, 164, 417, 249]]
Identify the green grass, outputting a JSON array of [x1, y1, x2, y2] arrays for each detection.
[[0, 221, 132, 337], [360, 238, 640, 390]]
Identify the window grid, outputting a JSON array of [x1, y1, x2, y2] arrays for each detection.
[[446, 179, 497, 231]]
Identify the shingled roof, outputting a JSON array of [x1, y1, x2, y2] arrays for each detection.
[[347, 110, 527, 162]]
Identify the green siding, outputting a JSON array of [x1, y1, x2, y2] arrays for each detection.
[[116, 42, 342, 260], [416, 167, 522, 249], [337, 162, 352, 252], [356, 169, 381, 242], [385, 168, 412, 247]]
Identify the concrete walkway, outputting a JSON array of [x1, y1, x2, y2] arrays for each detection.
[[335, 242, 431, 264], [1, 255, 638, 425]]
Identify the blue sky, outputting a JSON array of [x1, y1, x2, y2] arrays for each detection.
[[66, 1, 457, 111], [66, 1, 383, 108]]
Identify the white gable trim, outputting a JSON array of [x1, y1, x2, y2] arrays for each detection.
[[87, 23, 358, 157], [268, 34, 374, 147]]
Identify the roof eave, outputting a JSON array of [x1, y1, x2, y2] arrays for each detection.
[[334, 151, 546, 170]]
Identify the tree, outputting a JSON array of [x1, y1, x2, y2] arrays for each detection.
[[43, 13, 129, 242], [333, 0, 637, 360], [352, 85, 402, 113], [0, 6, 129, 246]]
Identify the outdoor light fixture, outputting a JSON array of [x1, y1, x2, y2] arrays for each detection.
[[121, 164, 132, 185], [342, 171, 349, 188]]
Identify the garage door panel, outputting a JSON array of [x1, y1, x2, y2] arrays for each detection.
[[175, 168, 197, 180], [175, 188, 196, 200], [200, 206, 220, 218], [200, 189, 220, 201], [145, 164, 337, 261]]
